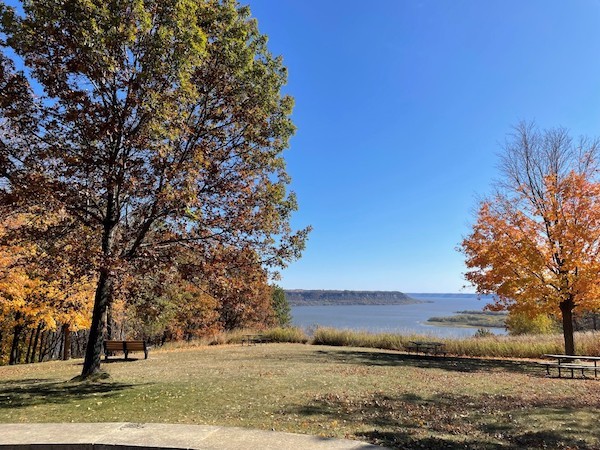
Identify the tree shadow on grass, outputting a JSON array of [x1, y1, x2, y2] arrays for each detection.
[[0, 378, 137, 409], [508, 430, 595, 450], [358, 429, 595, 450], [358, 430, 505, 450], [286, 390, 600, 449], [74, 358, 146, 364], [311, 348, 542, 377]]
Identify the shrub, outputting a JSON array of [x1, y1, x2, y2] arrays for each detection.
[[473, 328, 495, 338], [506, 311, 559, 335], [263, 327, 308, 343], [271, 285, 292, 327]]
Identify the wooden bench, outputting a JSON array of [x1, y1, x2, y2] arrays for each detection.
[[540, 354, 600, 378], [104, 340, 149, 360], [405, 341, 447, 356]]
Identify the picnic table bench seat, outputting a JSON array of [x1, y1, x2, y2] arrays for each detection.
[[540, 354, 600, 378], [405, 341, 447, 356], [104, 340, 149, 360], [241, 334, 271, 346]]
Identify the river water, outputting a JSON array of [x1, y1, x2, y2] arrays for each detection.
[[290, 293, 507, 338]]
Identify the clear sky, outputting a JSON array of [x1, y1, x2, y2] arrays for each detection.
[[245, 0, 600, 293], [5, 0, 600, 293]]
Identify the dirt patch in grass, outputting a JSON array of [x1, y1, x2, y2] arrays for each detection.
[[1, 344, 599, 449]]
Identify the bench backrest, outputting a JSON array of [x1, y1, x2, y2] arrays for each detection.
[[105, 340, 147, 351], [105, 341, 125, 351], [125, 341, 146, 351]]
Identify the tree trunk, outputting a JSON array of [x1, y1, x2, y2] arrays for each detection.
[[81, 192, 117, 378], [38, 330, 46, 362], [573, 315, 580, 331], [25, 328, 35, 364], [81, 269, 112, 377], [62, 323, 71, 361], [9, 313, 23, 365], [30, 323, 42, 364], [560, 298, 576, 355], [106, 304, 114, 340]]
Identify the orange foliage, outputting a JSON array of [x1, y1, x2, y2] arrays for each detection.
[[463, 172, 600, 316], [203, 245, 275, 331]]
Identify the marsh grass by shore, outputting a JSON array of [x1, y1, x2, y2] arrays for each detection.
[[310, 327, 600, 358], [427, 310, 507, 329], [161, 326, 600, 359], [1, 341, 600, 449]]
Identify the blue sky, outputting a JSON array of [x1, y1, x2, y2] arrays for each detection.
[[247, 0, 600, 293]]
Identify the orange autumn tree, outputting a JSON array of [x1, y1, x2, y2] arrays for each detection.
[[461, 123, 600, 355]]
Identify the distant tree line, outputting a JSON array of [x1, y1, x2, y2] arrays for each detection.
[[285, 290, 417, 306]]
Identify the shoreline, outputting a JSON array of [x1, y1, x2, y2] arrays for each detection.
[[425, 320, 506, 329]]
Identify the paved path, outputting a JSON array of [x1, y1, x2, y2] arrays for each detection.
[[0, 423, 386, 449]]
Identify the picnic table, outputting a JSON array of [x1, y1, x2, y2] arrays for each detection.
[[540, 354, 600, 378], [241, 334, 270, 346], [405, 341, 447, 356]]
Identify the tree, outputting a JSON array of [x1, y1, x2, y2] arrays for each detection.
[[271, 285, 291, 327], [201, 244, 275, 330], [461, 123, 600, 355], [0, 0, 309, 377]]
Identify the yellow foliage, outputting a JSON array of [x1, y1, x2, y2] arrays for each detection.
[[505, 311, 559, 335], [0, 215, 94, 333]]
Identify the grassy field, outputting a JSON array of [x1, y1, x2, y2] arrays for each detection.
[[1, 343, 599, 449]]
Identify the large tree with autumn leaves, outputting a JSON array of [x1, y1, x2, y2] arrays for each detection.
[[0, 0, 309, 377], [462, 123, 600, 355]]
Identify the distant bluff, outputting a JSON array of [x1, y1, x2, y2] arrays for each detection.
[[284, 290, 425, 306]]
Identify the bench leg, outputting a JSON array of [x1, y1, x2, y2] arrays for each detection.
[[124, 350, 129, 360], [144, 350, 148, 359]]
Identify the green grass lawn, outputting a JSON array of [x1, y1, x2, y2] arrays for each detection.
[[1, 343, 599, 449]]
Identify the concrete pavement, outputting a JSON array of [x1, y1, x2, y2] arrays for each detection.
[[0, 423, 387, 449]]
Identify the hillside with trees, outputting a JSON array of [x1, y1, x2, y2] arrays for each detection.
[[285, 290, 422, 306]]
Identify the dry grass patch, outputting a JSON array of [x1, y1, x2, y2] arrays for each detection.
[[312, 327, 600, 359], [0, 344, 599, 449]]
